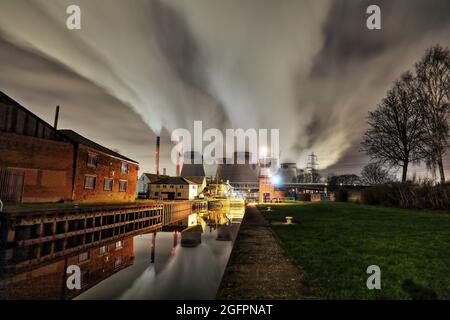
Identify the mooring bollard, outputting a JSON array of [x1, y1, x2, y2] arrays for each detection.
[[267, 206, 272, 212], [285, 216, 293, 224]]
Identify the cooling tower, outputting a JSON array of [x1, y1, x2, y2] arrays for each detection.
[[180, 151, 206, 177], [278, 163, 298, 183], [216, 152, 260, 184]]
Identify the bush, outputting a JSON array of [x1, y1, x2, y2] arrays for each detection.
[[333, 188, 348, 202], [361, 182, 450, 210]]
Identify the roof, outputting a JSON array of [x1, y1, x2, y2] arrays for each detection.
[[59, 129, 138, 164], [142, 173, 169, 183], [0, 91, 67, 142], [180, 164, 206, 177], [150, 176, 197, 185], [184, 176, 206, 184]]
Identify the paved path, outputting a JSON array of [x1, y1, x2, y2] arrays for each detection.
[[216, 205, 317, 299]]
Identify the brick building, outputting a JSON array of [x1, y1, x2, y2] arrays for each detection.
[[60, 130, 138, 203], [0, 91, 138, 204], [149, 176, 200, 200], [259, 175, 284, 203], [0, 92, 74, 203]]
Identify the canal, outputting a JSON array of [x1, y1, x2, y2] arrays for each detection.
[[0, 206, 245, 300]]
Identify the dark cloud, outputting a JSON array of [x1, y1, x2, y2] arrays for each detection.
[[0, 0, 449, 178]]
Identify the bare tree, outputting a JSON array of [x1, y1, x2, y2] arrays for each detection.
[[361, 72, 425, 182], [415, 45, 450, 183], [360, 163, 393, 185]]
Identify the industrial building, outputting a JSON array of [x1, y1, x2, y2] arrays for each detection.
[[216, 152, 260, 200], [180, 151, 206, 177], [0, 91, 138, 204]]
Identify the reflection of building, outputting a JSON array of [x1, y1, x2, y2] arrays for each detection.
[[149, 177, 200, 200], [0, 236, 134, 300], [0, 92, 139, 204], [205, 180, 234, 198]]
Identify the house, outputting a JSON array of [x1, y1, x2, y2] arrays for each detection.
[[148, 176, 200, 200], [136, 173, 169, 198], [0, 91, 139, 204], [59, 130, 139, 203], [183, 176, 207, 194]]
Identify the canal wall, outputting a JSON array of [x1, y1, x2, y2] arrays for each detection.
[[216, 205, 316, 299], [0, 200, 202, 273]]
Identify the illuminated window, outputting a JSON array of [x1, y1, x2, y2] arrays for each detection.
[[121, 162, 129, 173], [99, 245, 108, 255], [115, 256, 123, 268], [87, 153, 98, 168], [119, 180, 127, 192], [104, 178, 113, 191], [115, 240, 123, 249], [78, 251, 89, 262], [84, 176, 96, 190]]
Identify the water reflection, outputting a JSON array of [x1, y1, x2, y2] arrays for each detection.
[[0, 206, 244, 300]]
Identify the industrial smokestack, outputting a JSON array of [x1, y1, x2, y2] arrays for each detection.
[[53, 105, 60, 129], [175, 151, 181, 177], [155, 136, 160, 175]]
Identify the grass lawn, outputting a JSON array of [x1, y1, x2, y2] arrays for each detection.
[[259, 202, 450, 299]]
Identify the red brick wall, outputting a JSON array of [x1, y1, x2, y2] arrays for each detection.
[[0, 132, 74, 203], [72, 144, 138, 203], [259, 176, 274, 202]]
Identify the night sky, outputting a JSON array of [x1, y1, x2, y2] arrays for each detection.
[[0, 0, 449, 177]]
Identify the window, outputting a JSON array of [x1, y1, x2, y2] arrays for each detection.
[[180, 186, 184, 189], [115, 240, 123, 249], [78, 251, 89, 262], [170, 185, 174, 189], [104, 178, 113, 191], [119, 180, 127, 192], [177, 193, 181, 197], [121, 162, 129, 173], [115, 256, 123, 268], [99, 245, 108, 255], [87, 153, 98, 168], [84, 176, 96, 190], [155, 192, 159, 196], [163, 185, 167, 188], [81, 270, 89, 287]]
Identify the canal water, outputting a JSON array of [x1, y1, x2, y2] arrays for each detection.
[[0, 206, 244, 300]]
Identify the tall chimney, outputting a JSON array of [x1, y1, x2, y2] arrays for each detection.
[[155, 136, 160, 175], [53, 105, 60, 129], [175, 151, 181, 177]]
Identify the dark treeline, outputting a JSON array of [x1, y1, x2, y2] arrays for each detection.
[[361, 45, 450, 183]]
